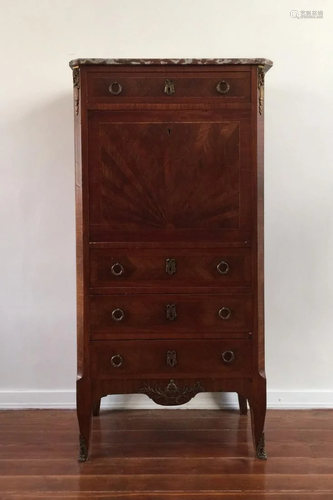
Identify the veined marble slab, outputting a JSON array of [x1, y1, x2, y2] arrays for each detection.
[[69, 58, 273, 72]]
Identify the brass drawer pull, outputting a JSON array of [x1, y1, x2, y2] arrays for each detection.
[[111, 262, 124, 276], [216, 80, 230, 94], [219, 307, 231, 320], [166, 304, 177, 321], [167, 351, 177, 367], [111, 308, 125, 322], [111, 354, 123, 368], [166, 258, 177, 275], [164, 79, 175, 96], [217, 261, 230, 275], [109, 82, 123, 95], [222, 350, 235, 364]]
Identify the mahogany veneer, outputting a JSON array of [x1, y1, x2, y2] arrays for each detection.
[[70, 57, 273, 461]]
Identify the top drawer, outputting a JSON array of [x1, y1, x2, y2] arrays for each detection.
[[90, 248, 252, 289], [87, 72, 251, 102]]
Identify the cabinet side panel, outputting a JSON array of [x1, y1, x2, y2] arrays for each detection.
[[74, 67, 90, 379], [251, 66, 265, 377]]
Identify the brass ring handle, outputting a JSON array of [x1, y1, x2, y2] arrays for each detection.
[[111, 308, 125, 322], [218, 307, 231, 320], [216, 80, 230, 94], [109, 82, 123, 95], [222, 350, 235, 364], [111, 354, 123, 368], [111, 262, 124, 276], [217, 261, 230, 275]]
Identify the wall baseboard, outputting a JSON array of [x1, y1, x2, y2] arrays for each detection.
[[0, 390, 332, 410]]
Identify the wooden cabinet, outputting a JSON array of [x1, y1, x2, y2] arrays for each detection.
[[70, 58, 273, 461]]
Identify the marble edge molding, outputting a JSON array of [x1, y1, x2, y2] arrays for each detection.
[[69, 58, 273, 71]]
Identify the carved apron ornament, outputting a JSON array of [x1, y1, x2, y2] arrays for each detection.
[[139, 379, 204, 406]]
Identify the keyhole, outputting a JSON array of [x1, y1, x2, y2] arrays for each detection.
[[167, 128, 171, 135]]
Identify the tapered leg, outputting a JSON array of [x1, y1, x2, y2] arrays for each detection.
[[237, 394, 248, 415], [249, 377, 267, 460], [93, 398, 101, 417], [77, 378, 92, 462]]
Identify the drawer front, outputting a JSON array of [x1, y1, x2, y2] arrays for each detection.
[[87, 72, 251, 101], [90, 248, 252, 288], [90, 294, 252, 338], [90, 339, 252, 379]]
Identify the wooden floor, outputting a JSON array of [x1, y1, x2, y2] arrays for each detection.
[[0, 409, 332, 499]]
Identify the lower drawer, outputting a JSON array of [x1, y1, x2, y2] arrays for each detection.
[[90, 339, 252, 379], [90, 294, 252, 339]]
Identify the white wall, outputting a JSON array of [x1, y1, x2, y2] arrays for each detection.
[[0, 0, 332, 409]]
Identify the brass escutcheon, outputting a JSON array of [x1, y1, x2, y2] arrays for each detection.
[[164, 79, 175, 96], [166, 258, 177, 275], [166, 304, 177, 321], [167, 351, 177, 367]]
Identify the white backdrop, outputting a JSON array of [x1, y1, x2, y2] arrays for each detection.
[[0, 0, 332, 409]]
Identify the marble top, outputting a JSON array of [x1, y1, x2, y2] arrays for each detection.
[[69, 58, 273, 72]]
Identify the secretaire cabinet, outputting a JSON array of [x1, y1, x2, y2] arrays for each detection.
[[69, 57, 273, 461]]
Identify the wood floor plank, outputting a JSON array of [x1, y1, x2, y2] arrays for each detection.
[[0, 409, 332, 498], [1, 474, 333, 493], [3, 494, 333, 500], [0, 441, 313, 459], [1, 457, 333, 475], [2, 428, 333, 446], [1, 409, 331, 431], [1, 429, 254, 445], [311, 444, 333, 458], [0, 409, 330, 423]]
